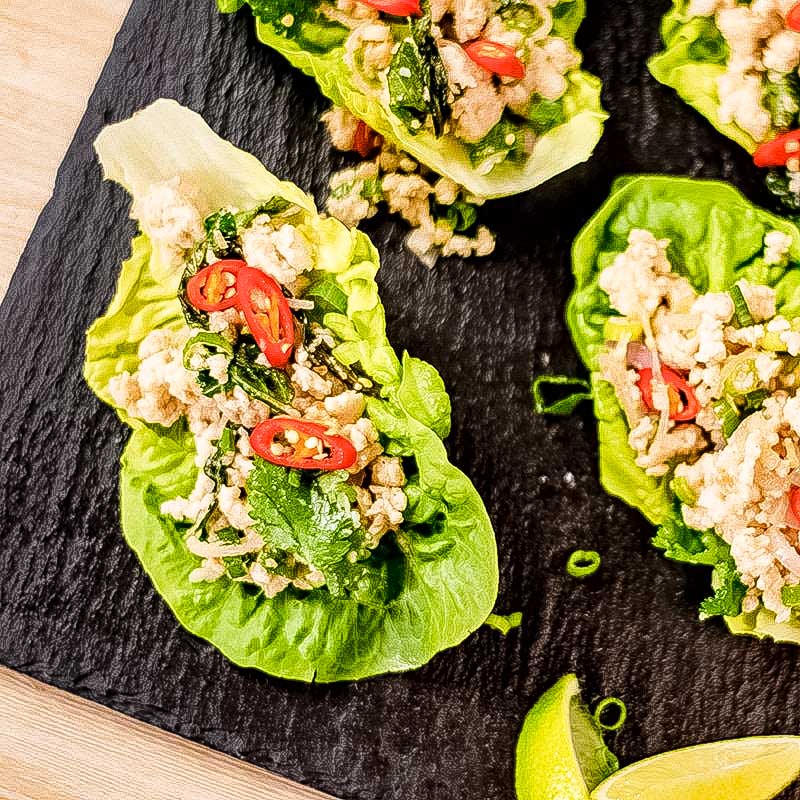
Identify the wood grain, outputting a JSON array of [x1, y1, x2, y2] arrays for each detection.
[[0, 666, 334, 800], [0, 6, 335, 798], [0, 0, 132, 302]]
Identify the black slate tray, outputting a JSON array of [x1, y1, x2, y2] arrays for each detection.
[[1, 1, 798, 798]]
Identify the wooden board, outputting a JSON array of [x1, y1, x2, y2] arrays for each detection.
[[0, 666, 332, 800]]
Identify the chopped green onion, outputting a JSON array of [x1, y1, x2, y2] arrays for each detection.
[[593, 697, 627, 732], [532, 375, 592, 416], [223, 555, 248, 579], [781, 585, 800, 608], [603, 315, 643, 342], [671, 476, 697, 507], [215, 526, 240, 544], [729, 284, 754, 328], [712, 396, 741, 439], [484, 611, 523, 635], [742, 388, 769, 414], [566, 549, 601, 578]]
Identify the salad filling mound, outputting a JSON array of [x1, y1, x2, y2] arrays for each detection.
[[567, 176, 800, 642], [85, 99, 498, 681], [650, 0, 800, 209], [220, 0, 605, 199], [109, 191, 410, 596], [323, 105, 496, 264], [599, 228, 800, 621]]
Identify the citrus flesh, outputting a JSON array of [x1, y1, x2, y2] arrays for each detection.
[[590, 736, 800, 800]]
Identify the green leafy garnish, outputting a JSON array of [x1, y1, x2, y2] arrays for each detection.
[[386, 10, 450, 137], [468, 118, 527, 171], [227, 339, 295, 412]]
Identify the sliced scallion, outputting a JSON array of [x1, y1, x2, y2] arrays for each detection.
[[566, 549, 601, 578], [532, 375, 592, 416], [729, 284, 755, 328], [671, 476, 697, 507], [593, 697, 627, 732], [712, 395, 741, 439]]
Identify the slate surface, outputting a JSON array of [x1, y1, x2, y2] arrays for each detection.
[[0, 0, 798, 798]]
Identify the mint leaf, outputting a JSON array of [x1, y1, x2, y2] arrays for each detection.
[[247, 460, 387, 598]]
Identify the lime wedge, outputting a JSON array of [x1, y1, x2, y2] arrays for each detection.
[[590, 736, 800, 800], [515, 674, 618, 800]]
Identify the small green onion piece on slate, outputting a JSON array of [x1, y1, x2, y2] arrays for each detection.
[[671, 476, 697, 507], [712, 396, 741, 439], [729, 284, 755, 328], [484, 611, 523, 635], [566, 549, 601, 578], [593, 697, 627, 732], [532, 375, 592, 416]]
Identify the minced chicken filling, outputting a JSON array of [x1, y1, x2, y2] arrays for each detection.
[[599, 227, 800, 620], [108, 179, 407, 598], [323, 106, 496, 264]]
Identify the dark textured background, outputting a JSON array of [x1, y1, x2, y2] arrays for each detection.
[[0, 0, 798, 797]]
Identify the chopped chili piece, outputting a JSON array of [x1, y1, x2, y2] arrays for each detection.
[[790, 486, 800, 524], [788, 3, 800, 31], [353, 120, 383, 158], [636, 365, 700, 422], [251, 418, 357, 471], [356, 0, 421, 16], [237, 267, 295, 369], [186, 259, 244, 312], [464, 40, 526, 80], [753, 130, 800, 167]]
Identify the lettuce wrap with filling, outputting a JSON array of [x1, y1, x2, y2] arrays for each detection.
[[218, 0, 606, 198], [85, 99, 498, 681], [567, 175, 800, 643]]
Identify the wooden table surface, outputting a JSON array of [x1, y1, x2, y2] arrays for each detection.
[[0, 3, 334, 797]]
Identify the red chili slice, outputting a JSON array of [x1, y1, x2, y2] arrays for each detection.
[[356, 0, 421, 16], [636, 366, 700, 422], [353, 120, 383, 158], [788, 2, 800, 31], [251, 418, 357, 471], [186, 259, 245, 312], [790, 486, 800, 525], [464, 40, 526, 80], [753, 130, 800, 167], [237, 267, 295, 368]]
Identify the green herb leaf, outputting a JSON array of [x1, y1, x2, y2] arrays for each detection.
[[183, 331, 234, 397], [700, 559, 747, 619], [387, 10, 450, 137], [228, 339, 295, 412], [468, 118, 526, 171]]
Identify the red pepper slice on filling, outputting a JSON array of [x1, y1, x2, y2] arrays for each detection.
[[636, 366, 700, 422], [356, 0, 421, 16], [186, 259, 245, 312], [753, 130, 800, 167], [353, 120, 383, 158], [251, 418, 358, 471], [464, 40, 526, 80], [790, 486, 800, 524], [788, 2, 800, 31], [237, 267, 295, 368]]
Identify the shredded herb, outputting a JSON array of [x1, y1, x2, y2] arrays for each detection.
[[593, 697, 627, 732], [765, 72, 800, 131], [228, 339, 295, 412], [468, 118, 527, 171], [566, 549, 601, 578], [532, 375, 592, 415], [386, 4, 450, 137], [781, 585, 800, 608], [484, 611, 523, 635], [712, 395, 740, 439], [183, 331, 234, 397]]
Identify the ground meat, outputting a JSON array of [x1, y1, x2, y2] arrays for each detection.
[[451, 82, 506, 143], [345, 22, 394, 84], [321, 106, 360, 151]]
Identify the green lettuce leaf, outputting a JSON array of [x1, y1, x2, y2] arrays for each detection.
[[85, 100, 498, 681], [566, 174, 800, 642], [218, 1, 607, 198], [648, 1, 763, 153]]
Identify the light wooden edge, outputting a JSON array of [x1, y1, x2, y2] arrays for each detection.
[[0, 665, 338, 800]]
